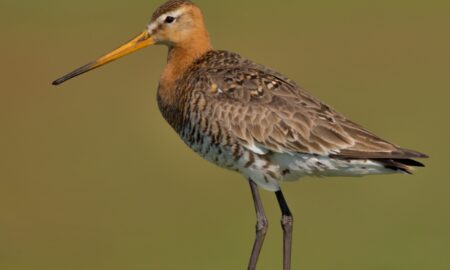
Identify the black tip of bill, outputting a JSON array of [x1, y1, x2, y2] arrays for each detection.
[[52, 62, 96, 86], [52, 79, 64, 86]]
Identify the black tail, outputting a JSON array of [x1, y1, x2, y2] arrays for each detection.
[[376, 158, 425, 174]]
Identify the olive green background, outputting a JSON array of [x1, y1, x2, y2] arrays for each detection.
[[1, 0, 449, 269]]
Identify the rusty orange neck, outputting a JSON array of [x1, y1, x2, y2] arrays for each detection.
[[158, 25, 212, 106]]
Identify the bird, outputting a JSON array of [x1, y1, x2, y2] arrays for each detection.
[[52, 0, 428, 269]]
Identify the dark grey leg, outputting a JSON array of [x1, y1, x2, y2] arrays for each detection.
[[276, 189, 293, 270], [247, 180, 269, 270]]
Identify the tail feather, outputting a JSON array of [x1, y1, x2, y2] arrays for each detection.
[[376, 158, 425, 174], [334, 148, 429, 160], [331, 146, 428, 174], [397, 148, 429, 159]]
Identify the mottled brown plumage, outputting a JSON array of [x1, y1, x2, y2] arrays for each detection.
[[52, 1, 428, 269], [160, 49, 427, 175]]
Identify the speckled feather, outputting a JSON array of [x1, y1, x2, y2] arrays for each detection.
[[158, 50, 427, 190]]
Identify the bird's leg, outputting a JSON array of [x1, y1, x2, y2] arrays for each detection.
[[247, 179, 269, 270], [275, 189, 293, 270]]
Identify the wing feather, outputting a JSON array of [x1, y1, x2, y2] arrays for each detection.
[[188, 52, 427, 160]]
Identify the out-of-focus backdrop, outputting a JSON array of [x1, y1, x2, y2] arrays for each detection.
[[1, 0, 449, 269]]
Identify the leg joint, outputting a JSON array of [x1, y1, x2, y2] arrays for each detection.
[[256, 215, 269, 234], [281, 214, 293, 233]]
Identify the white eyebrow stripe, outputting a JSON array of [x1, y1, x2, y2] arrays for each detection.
[[147, 7, 186, 33]]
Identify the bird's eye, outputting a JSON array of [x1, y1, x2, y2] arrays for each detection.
[[165, 16, 175, 24]]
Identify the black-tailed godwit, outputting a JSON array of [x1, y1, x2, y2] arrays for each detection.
[[53, 1, 428, 269]]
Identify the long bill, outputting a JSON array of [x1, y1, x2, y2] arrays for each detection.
[[52, 30, 154, 86]]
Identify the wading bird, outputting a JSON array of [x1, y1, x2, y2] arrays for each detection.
[[53, 1, 428, 269]]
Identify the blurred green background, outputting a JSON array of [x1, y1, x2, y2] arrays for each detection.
[[1, 0, 449, 269]]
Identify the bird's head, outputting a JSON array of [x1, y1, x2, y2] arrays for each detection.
[[148, 0, 208, 47], [52, 0, 210, 86]]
